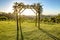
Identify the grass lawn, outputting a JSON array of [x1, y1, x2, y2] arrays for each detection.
[[0, 21, 60, 40]]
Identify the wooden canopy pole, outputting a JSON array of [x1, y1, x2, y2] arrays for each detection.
[[37, 3, 42, 29], [14, 2, 19, 40], [19, 9, 26, 40], [38, 11, 40, 29], [16, 11, 19, 40], [31, 9, 38, 27]]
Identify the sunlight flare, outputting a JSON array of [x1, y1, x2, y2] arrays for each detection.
[[20, 9, 36, 16]]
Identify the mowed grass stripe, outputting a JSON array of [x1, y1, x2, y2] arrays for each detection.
[[0, 21, 60, 40]]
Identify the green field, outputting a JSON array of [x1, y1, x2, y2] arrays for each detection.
[[0, 21, 60, 40]]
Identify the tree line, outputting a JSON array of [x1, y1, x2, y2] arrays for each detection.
[[0, 12, 15, 21], [0, 12, 60, 23], [0, 12, 35, 22], [40, 14, 60, 23]]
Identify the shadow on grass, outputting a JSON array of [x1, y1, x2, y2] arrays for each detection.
[[38, 28, 60, 40]]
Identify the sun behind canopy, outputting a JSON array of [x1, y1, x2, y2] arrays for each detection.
[[19, 8, 36, 16]]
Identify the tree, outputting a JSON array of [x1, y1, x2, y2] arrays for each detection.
[[55, 14, 60, 23]]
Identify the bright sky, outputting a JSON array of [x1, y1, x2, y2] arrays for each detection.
[[0, 0, 60, 15]]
